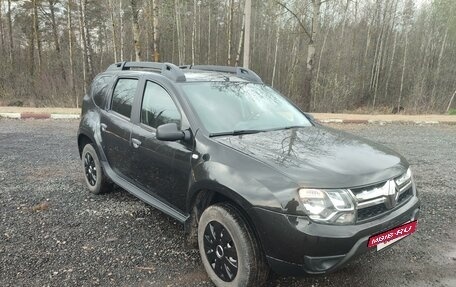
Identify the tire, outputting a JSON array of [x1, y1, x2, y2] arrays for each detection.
[[81, 144, 111, 194], [198, 203, 269, 287]]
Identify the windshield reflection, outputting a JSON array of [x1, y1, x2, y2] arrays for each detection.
[[181, 82, 312, 134]]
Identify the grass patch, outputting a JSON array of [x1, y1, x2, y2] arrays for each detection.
[[449, 109, 456, 115]]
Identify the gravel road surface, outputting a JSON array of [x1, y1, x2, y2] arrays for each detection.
[[0, 120, 455, 287]]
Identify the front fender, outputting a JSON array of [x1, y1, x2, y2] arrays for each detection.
[[188, 161, 300, 214]]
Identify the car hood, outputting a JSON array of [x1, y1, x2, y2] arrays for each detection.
[[214, 126, 408, 188]]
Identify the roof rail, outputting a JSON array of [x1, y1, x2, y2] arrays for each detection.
[[181, 65, 263, 83], [106, 61, 186, 82]]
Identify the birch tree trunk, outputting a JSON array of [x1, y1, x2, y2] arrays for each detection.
[[235, 12, 245, 67], [175, 0, 183, 65], [243, 0, 251, 68], [120, 0, 124, 60], [271, 27, 280, 88], [108, 0, 118, 62], [130, 0, 142, 61], [152, 0, 159, 61], [80, 0, 94, 78], [384, 30, 398, 101], [49, 0, 66, 80], [191, 0, 196, 64], [0, 0, 4, 57], [430, 26, 448, 109], [7, 0, 13, 64], [28, 28, 35, 76], [304, 0, 322, 111], [48, 0, 60, 54], [447, 90, 456, 113], [227, 0, 234, 65], [32, 0, 42, 72], [67, 0, 77, 107], [398, 32, 408, 111], [207, 2, 211, 64], [315, 28, 329, 110], [78, 0, 87, 94]]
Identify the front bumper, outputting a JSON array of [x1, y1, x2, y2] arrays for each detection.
[[252, 196, 420, 275]]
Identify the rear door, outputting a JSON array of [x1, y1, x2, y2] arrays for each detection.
[[100, 76, 141, 178], [129, 79, 193, 211]]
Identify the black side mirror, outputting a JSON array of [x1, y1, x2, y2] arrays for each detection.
[[156, 123, 191, 141]]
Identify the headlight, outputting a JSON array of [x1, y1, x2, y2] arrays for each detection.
[[395, 167, 412, 187], [298, 188, 355, 224]]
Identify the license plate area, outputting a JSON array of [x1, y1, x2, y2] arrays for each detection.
[[368, 220, 417, 251]]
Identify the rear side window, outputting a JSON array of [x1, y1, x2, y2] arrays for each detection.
[[141, 81, 181, 128], [111, 78, 138, 118], [91, 76, 112, 108]]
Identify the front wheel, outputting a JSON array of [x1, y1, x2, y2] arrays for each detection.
[[81, 144, 111, 194], [198, 203, 269, 287]]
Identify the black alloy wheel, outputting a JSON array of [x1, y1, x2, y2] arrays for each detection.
[[203, 221, 238, 282], [198, 204, 270, 287], [84, 152, 97, 186], [81, 143, 111, 194]]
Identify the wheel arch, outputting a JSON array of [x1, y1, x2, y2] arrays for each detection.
[[185, 184, 265, 258], [77, 133, 95, 158]]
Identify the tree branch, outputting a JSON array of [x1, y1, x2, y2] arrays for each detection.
[[276, 1, 311, 39]]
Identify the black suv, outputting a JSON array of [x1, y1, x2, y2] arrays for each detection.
[[78, 62, 420, 287]]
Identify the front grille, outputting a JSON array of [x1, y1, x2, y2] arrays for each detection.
[[351, 182, 385, 196], [398, 187, 413, 204], [351, 176, 414, 223], [357, 204, 388, 221]]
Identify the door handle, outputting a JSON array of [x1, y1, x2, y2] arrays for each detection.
[[101, 123, 107, 132], [132, 138, 142, 149]]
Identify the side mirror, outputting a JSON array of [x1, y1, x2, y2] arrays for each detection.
[[156, 123, 190, 141]]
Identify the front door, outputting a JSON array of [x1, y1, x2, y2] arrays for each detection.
[[100, 77, 139, 177], [129, 80, 193, 211]]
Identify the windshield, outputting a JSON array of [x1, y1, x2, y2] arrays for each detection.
[[181, 82, 312, 135]]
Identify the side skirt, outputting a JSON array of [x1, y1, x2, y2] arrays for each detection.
[[100, 159, 190, 224]]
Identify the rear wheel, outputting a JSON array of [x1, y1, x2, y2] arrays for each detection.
[[198, 203, 269, 287], [81, 144, 111, 194]]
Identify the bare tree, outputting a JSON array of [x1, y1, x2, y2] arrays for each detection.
[[191, 0, 196, 64], [130, 0, 142, 61], [151, 0, 159, 61], [235, 10, 245, 67], [120, 0, 124, 60], [0, 0, 4, 57], [447, 90, 456, 113], [107, 0, 118, 62], [227, 0, 234, 65], [243, 0, 252, 68], [174, 0, 183, 64], [1, 0, 456, 112], [278, 0, 327, 111], [32, 0, 42, 71], [67, 0, 77, 107]]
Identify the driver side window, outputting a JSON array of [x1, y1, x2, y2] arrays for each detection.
[[141, 81, 181, 129]]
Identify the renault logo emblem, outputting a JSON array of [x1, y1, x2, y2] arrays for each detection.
[[385, 180, 399, 209]]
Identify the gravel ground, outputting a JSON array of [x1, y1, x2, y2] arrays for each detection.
[[0, 120, 455, 287]]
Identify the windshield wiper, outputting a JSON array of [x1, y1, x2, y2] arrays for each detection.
[[266, 125, 308, 132], [209, 129, 265, 137], [209, 126, 309, 137]]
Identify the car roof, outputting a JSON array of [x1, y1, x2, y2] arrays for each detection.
[[103, 62, 262, 84], [180, 70, 250, 83]]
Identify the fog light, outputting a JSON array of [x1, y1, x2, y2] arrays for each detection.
[[334, 212, 356, 224]]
